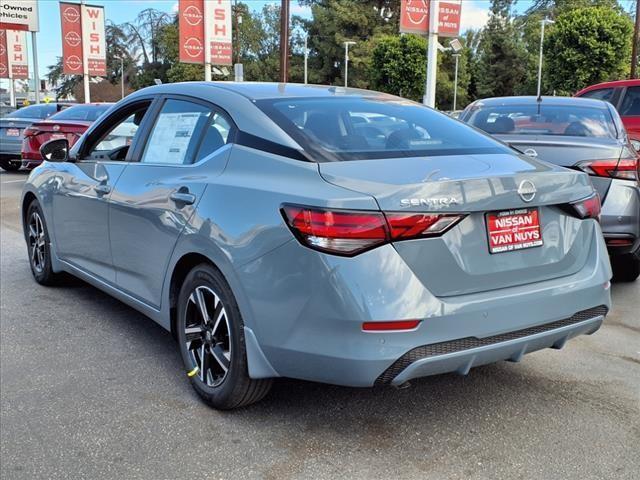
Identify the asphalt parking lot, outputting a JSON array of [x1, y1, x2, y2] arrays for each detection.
[[0, 168, 638, 480]]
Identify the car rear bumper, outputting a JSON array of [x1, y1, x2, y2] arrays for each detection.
[[236, 221, 612, 387], [0, 138, 22, 157], [378, 306, 606, 385]]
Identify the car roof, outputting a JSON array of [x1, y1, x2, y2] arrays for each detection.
[[577, 79, 640, 92], [470, 95, 610, 109], [139, 81, 397, 101]]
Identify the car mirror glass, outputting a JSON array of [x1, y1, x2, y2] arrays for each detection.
[[40, 138, 69, 162]]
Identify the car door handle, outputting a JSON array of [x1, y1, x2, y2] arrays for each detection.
[[170, 191, 196, 205], [93, 184, 111, 195]]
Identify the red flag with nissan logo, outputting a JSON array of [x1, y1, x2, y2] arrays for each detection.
[[400, 0, 462, 37], [179, 0, 205, 63], [60, 2, 83, 75], [179, 0, 232, 66], [0, 30, 9, 79], [59, 2, 106, 76]]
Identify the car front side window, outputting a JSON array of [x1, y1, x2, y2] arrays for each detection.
[[84, 104, 150, 161]]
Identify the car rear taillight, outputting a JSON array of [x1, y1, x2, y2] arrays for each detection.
[[23, 127, 37, 138], [577, 158, 638, 181], [281, 205, 465, 256], [562, 193, 601, 221]]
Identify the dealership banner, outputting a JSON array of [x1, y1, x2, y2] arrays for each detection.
[[0, 29, 8, 78], [209, 0, 232, 65], [179, 0, 232, 66], [81, 4, 106, 75], [59, 2, 106, 76], [0, 0, 39, 32], [400, 0, 462, 37], [438, 1, 462, 37], [179, 0, 205, 64], [6, 29, 28, 79], [60, 2, 83, 75]]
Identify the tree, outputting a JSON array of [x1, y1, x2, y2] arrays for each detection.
[[545, 6, 633, 94], [476, 0, 528, 98], [369, 34, 427, 101], [47, 21, 134, 100]]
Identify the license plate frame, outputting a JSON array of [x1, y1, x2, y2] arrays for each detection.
[[486, 207, 543, 254], [6, 128, 20, 137]]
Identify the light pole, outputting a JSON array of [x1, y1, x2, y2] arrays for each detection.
[[537, 18, 554, 98], [344, 41, 356, 87], [114, 56, 124, 99], [452, 53, 461, 111], [304, 34, 309, 84]]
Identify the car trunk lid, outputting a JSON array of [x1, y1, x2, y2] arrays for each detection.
[[319, 154, 596, 297], [495, 134, 624, 200]]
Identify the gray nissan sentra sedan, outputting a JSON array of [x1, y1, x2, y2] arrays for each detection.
[[21, 83, 612, 409]]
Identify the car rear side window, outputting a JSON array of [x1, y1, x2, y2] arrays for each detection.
[[140, 99, 211, 165], [194, 112, 233, 162], [619, 86, 640, 116]]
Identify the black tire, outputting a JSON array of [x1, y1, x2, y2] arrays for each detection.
[[25, 200, 62, 286], [611, 254, 640, 282], [176, 263, 273, 409], [0, 158, 21, 171]]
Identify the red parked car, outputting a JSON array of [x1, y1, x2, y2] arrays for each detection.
[[21, 103, 113, 169], [575, 79, 640, 144]]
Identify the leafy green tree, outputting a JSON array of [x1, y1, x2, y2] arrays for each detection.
[[369, 34, 427, 101], [476, 0, 528, 98], [47, 21, 134, 100], [305, 0, 399, 87], [545, 6, 633, 94]]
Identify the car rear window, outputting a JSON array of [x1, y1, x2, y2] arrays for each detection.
[[50, 104, 112, 122], [255, 97, 509, 161], [5, 104, 57, 119], [465, 104, 617, 139]]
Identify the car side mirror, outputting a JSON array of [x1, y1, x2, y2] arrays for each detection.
[[40, 138, 69, 162]]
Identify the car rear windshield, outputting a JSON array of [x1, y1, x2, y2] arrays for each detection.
[[50, 104, 112, 122], [255, 97, 510, 161], [5, 104, 57, 119], [465, 104, 617, 139]]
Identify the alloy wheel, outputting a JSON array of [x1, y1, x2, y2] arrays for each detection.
[[28, 212, 46, 274], [184, 285, 232, 387]]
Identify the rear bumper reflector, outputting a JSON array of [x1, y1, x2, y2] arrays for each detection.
[[362, 320, 421, 332]]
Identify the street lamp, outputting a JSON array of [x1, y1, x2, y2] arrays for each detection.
[[304, 34, 309, 84], [344, 41, 356, 87], [537, 18, 555, 98], [452, 53, 461, 111], [113, 56, 124, 99], [438, 39, 463, 111]]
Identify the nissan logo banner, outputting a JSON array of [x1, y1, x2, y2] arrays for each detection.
[[59, 2, 106, 76], [399, 0, 462, 38], [179, 0, 232, 66]]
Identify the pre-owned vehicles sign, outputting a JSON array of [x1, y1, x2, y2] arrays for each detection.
[[0, 0, 39, 32]]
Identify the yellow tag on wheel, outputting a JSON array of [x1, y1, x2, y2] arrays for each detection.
[[187, 366, 199, 378]]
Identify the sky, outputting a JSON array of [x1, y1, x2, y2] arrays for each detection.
[[10, 0, 507, 81], [3, 0, 637, 87]]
